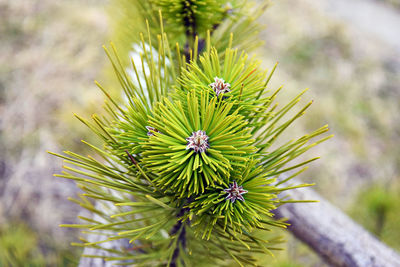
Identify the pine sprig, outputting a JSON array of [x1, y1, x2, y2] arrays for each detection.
[[186, 159, 282, 236], [141, 90, 255, 197], [151, 0, 227, 37], [176, 46, 272, 118], [50, 6, 331, 266], [109, 0, 269, 67]]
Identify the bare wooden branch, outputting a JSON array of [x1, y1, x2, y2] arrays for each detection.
[[274, 185, 400, 267], [79, 185, 400, 267]]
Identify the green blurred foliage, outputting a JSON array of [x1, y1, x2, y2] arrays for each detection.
[[0, 222, 80, 266], [0, 222, 44, 266], [350, 182, 400, 251]]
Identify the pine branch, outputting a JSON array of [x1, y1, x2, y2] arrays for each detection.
[[170, 201, 190, 267], [170, 222, 186, 267], [51, 1, 335, 265]]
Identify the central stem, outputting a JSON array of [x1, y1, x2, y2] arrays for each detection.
[[169, 2, 233, 265], [170, 205, 189, 267], [182, 0, 196, 61]]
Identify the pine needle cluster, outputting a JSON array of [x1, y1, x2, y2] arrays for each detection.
[[50, 1, 331, 266], [109, 0, 268, 65]]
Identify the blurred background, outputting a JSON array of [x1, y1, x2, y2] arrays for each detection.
[[0, 0, 399, 266]]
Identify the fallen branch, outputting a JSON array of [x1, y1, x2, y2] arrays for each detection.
[[274, 184, 400, 267]]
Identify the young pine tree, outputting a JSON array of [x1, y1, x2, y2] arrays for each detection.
[[50, 1, 331, 266]]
